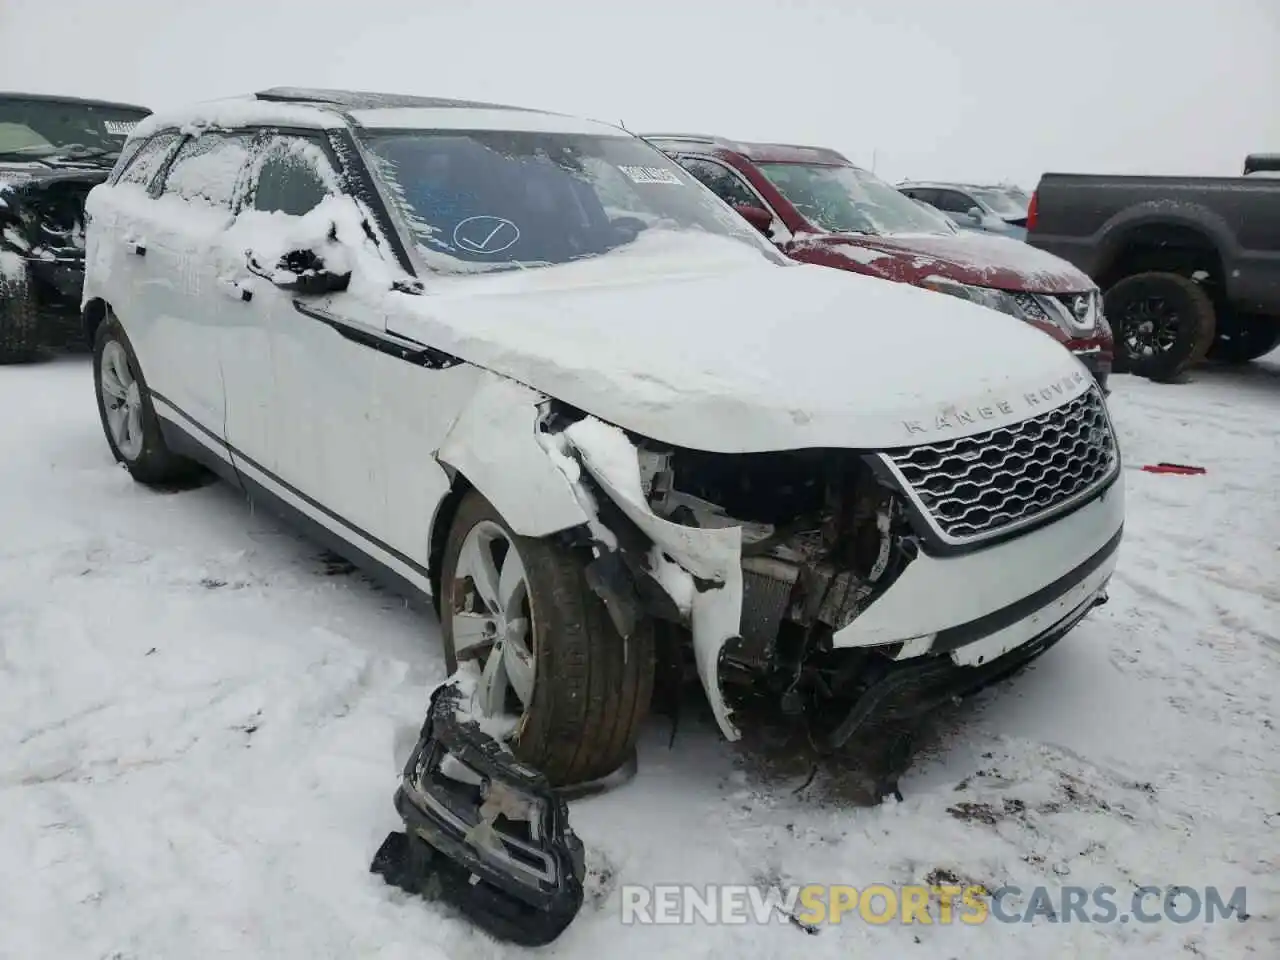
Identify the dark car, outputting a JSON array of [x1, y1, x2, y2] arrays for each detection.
[[645, 134, 1113, 389], [1025, 165, 1280, 379], [0, 92, 150, 363]]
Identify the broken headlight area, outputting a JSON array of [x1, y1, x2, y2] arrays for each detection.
[[638, 447, 926, 723], [644, 447, 918, 644], [546, 409, 928, 748], [371, 679, 585, 947]]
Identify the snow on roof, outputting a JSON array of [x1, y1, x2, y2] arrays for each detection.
[[129, 89, 625, 141], [131, 96, 344, 139], [348, 107, 626, 136], [254, 86, 530, 112]]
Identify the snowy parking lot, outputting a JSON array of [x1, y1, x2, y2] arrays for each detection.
[[2, 354, 1277, 959]]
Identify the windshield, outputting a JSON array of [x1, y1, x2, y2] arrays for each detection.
[[360, 130, 778, 273], [756, 162, 955, 236], [970, 187, 1027, 219], [0, 99, 149, 163]]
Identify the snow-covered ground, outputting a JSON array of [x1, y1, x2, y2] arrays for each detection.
[[2, 355, 1277, 959]]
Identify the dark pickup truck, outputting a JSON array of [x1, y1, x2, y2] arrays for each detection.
[[1025, 166, 1280, 380]]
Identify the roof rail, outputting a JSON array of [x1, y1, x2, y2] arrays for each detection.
[[253, 86, 535, 113], [639, 132, 743, 151]]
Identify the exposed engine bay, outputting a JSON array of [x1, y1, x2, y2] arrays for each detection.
[[638, 445, 918, 668], [1, 172, 101, 353], [635, 443, 931, 735], [2, 176, 92, 256], [539, 410, 937, 750]]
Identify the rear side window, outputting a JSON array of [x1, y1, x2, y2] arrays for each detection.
[[114, 132, 180, 187], [249, 134, 342, 217], [159, 132, 254, 209]]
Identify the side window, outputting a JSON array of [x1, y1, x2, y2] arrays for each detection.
[[934, 190, 977, 214], [159, 131, 254, 209], [249, 135, 342, 216], [678, 157, 759, 208], [113, 132, 180, 187]]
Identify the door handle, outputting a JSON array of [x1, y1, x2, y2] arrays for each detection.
[[218, 277, 254, 303]]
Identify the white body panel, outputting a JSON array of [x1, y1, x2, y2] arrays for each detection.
[[390, 255, 1092, 454]]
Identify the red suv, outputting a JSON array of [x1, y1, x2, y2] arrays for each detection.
[[647, 135, 1113, 389]]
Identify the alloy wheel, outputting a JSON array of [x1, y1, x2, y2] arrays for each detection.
[[100, 340, 144, 461], [450, 519, 536, 725]]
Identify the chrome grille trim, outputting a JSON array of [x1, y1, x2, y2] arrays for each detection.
[[880, 387, 1119, 546]]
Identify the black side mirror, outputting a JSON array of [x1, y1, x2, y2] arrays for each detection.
[[732, 203, 774, 237], [246, 247, 351, 295]]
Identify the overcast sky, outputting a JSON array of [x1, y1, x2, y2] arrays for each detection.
[[2, 0, 1276, 187]]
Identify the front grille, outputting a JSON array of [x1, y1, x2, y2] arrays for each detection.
[[884, 387, 1118, 543], [1011, 291, 1098, 335]]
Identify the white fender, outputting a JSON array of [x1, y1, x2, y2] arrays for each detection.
[[435, 376, 591, 538]]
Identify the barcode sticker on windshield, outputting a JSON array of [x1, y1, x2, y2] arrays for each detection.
[[103, 120, 138, 136], [619, 165, 684, 185]]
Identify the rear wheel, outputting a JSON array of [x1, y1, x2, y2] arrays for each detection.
[[93, 312, 200, 485], [0, 258, 44, 364], [440, 490, 654, 787], [1104, 272, 1216, 381]]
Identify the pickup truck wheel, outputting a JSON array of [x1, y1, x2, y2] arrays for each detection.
[[1104, 272, 1216, 381], [440, 490, 654, 788], [0, 258, 45, 364], [1207, 313, 1280, 364], [93, 313, 201, 485]]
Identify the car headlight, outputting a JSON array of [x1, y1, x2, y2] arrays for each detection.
[[920, 278, 1102, 337], [919, 277, 1029, 321]]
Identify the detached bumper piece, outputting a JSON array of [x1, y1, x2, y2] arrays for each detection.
[[370, 682, 585, 947]]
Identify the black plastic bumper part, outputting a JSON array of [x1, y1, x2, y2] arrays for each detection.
[[370, 682, 585, 946]]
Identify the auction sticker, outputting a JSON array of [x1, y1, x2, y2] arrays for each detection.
[[619, 165, 684, 185]]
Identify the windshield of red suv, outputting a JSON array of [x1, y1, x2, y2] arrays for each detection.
[[970, 187, 1027, 219], [360, 130, 779, 273], [757, 162, 956, 237], [0, 99, 149, 162]]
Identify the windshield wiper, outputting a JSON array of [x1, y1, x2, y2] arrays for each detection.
[[44, 146, 117, 165], [0, 149, 54, 162]]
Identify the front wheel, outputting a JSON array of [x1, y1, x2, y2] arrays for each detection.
[[440, 490, 654, 787], [1104, 272, 1216, 382], [93, 313, 200, 485]]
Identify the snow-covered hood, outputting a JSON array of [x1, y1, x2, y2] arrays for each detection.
[[793, 230, 1093, 294], [389, 253, 1093, 454], [0, 162, 110, 188]]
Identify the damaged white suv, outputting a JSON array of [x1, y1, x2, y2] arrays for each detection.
[[83, 88, 1124, 787]]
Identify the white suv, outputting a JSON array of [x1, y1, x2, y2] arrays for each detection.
[[82, 87, 1124, 787]]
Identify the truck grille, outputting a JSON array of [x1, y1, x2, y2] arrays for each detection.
[[883, 387, 1118, 544]]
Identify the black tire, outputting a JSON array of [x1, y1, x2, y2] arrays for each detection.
[[1104, 272, 1216, 382], [1207, 312, 1280, 364], [92, 312, 200, 485], [0, 258, 45, 364], [440, 490, 654, 787]]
